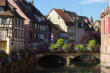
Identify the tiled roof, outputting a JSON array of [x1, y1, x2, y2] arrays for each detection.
[[65, 11, 83, 23], [54, 9, 73, 24], [54, 8, 86, 26], [0, 1, 24, 19], [15, 0, 45, 23], [0, 0, 6, 6], [79, 16, 90, 24]]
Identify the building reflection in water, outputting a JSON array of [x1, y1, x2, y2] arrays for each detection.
[[101, 66, 110, 73], [16, 63, 101, 73]]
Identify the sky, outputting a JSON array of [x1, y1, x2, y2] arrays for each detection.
[[28, 0, 109, 21]]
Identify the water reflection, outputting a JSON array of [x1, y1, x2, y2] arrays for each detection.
[[16, 62, 101, 73], [101, 66, 110, 73]]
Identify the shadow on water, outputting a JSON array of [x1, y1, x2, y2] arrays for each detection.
[[70, 55, 100, 67], [17, 55, 101, 73], [38, 55, 67, 69]]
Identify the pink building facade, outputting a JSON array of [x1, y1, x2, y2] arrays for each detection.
[[100, 7, 110, 67]]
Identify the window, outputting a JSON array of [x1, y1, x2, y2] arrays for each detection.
[[20, 20, 23, 28], [35, 24, 37, 28], [29, 32, 32, 39], [1, 18, 7, 24], [40, 34, 45, 39], [42, 25, 45, 31], [14, 19, 17, 27], [40, 25, 42, 30], [38, 24, 39, 29], [14, 30, 17, 38], [0, 7, 4, 12]]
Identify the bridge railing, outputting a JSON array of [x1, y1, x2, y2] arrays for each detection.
[[35, 50, 100, 54]]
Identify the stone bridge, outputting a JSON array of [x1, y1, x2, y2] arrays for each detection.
[[35, 52, 100, 61]]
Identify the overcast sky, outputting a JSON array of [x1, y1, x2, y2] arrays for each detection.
[[28, 0, 108, 21]]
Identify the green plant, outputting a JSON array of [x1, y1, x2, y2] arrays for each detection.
[[63, 43, 71, 53], [87, 40, 97, 52], [50, 44, 57, 52], [56, 38, 64, 48], [75, 44, 84, 52]]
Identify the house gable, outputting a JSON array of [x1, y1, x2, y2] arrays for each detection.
[[47, 9, 68, 32]]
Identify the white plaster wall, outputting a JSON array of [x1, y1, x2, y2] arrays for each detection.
[[47, 9, 67, 32]]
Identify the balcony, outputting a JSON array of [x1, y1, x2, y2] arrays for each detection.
[[0, 24, 12, 28]]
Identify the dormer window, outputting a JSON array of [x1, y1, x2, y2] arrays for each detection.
[[0, 7, 4, 12]]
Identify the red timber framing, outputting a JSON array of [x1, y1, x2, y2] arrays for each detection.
[[103, 19, 105, 35], [108, 17, 110, 34]]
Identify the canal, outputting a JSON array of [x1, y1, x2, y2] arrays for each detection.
[[16, 62, 100, 73], [14, 54, 102, 73]]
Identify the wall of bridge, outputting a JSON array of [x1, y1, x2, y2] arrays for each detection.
[[35, 53, 100, 61]]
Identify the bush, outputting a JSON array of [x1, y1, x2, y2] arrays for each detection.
[[56, 39, 64, 48], [87, 40, 97, 52], [63, 43, 71, 53], [75, 44, 85, 52], [50, 44, 57, 52]]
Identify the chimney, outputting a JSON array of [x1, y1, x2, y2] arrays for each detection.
[[31, 0, 34, 5], [62, 8, 65, 12], [90, 16, 94, 25]]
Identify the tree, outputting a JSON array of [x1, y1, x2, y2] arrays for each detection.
[[56, 39, 64, 48], [87, 40, 97, 52], [50, 44, 57, 52], [63, 43, 71, 53], [75, 44, 85, 52]]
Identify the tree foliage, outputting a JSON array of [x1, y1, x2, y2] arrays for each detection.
[[75, 44, 85, 52], [50, 44, 57, 52], [63, 43, 71, 53], [56, 38, 64, 48], [87, 40, 97, 52]]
